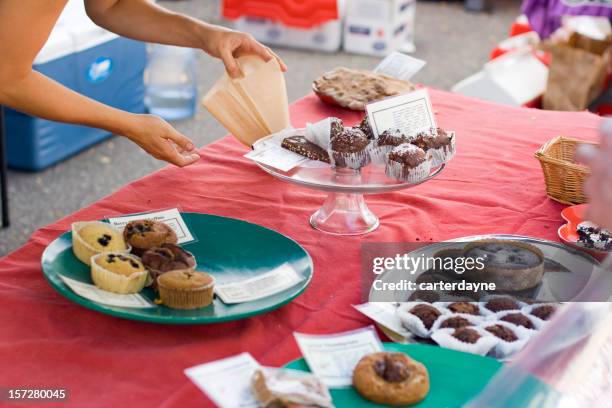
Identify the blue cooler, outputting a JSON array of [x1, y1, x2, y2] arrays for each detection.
[[5, 1, 146, 171]]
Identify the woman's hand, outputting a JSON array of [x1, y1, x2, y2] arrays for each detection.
[[202, 27, 287, 78], [576, 120, 612, 231], [123, 114, 200, 167]]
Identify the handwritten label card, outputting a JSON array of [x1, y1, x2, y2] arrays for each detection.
[[294, 327, 383, 388], [59, 276, 154, 308], [366, 89, 437, 138], [185, 353, 261, 408], [107, 208, 195, 244]]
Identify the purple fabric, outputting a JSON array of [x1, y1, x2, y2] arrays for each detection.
[[522, 0, 612, 38]]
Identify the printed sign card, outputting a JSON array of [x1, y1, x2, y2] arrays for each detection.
[[59, 276, 154, 308], [366, 89, 437, 138], [107, 208, 195, 244]]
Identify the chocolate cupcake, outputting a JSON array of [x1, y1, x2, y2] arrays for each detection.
[[501, 313, 535, 330], [439, 316, 473, 329], [485, 324, 518, 342], [369, 129, 408, 164], [385, 143, 431, 182], [123, 220, 177, 256], [531, 305, 556, 321], [142, 243, 196, 287], [409, 304, 441, 330], [329, 127, 371, 169], [452, 327, 481, 344], [485, 297, 520, 313], [358, 115, 374, 140], [447, 302, 480, 315], [410, 128, 455, 166]]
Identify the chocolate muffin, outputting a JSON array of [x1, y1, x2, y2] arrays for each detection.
[[385, 143, 430, 182], [358, 115, 374, 140], [452, 327, 481, 344], [329, 117, 344, 139], [142, 243, 196, 286], [439, 316, 473, 329], [330, 127, 371, 169], [123, 220, 178, 256], [485, 324, 518, 342], [485, 297, 520, 313], [410, 128, 455, 166], [447, 302, 480, 315], [409, 304, 441, 330], [501, 313, 535, 330], [531, 305, 556, 321], [370, 129, 408, 163]]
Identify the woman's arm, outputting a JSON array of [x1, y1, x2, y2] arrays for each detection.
[[0, 0, 199, 167], [84, 0, 286, 78]]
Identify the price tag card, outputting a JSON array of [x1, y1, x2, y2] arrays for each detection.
[[294, 327, 383, 388], [59, 276, 154, 308], [185, 353, 261, 408], [374, 52, 426, 81], [366, 88, 437, 138], [215, 263, 304, 304], [106, 208, 195, 244], [353, 303, 411, 338], [244, 144, 308, 172]]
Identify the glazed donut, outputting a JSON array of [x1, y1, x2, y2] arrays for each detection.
[[353, 352, 429, 406], [123, 220, 178, 255]]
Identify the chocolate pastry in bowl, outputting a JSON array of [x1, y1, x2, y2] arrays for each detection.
[[353, 352, 429, 406], [501, 313, 535, 330], [485, 324, 518, 342], [447, 301, 480, 315], [329, 127, 371, 169], [281, 135, 331, 163], [142, 243, 196, 287], [463, 240, 544, 291], [452, 327, 481, 344], [385, 143, 431, 183], [531, 304, 557, 321], [124, 220, 178, 256], [484, 297, 520, 313], [409, 304, 441, 330]]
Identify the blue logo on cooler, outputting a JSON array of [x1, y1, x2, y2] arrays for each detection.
[[87, 57, 113, 83]]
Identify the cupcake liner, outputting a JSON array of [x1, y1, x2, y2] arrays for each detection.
[[72, 221, 130, 266], [90, 253, 148, 294], [158, 276, 215, 310], [430, 131, 456, 167], [385, 159, 431, 183], [431, 313, 485, 332], [330, 146, 371, 170], [430, 326, 499, 356], [396, 302, 448, 338], [479, 320, 532, 360], [368, 144, 393, 165]]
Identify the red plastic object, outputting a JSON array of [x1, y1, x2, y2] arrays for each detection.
[[222, 0, 338, 29], [510, 21, 532, 37], [558, 204, 609, 260]]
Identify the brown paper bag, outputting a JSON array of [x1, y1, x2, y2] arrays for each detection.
[[202, 56, 290, 147]]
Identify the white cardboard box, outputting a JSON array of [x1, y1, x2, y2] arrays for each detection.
[[343, 0, 416, 56], [451, 50, 549, 106]]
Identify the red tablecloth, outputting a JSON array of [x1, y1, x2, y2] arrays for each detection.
[[0, 90, 602, 407]]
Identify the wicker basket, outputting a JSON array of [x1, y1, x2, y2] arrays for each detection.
[[535, 136, 596, 205]]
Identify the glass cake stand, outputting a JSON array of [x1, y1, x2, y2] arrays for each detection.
[[254, 133, 446, 235]]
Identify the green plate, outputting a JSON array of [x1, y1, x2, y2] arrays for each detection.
[[285, 343, 501, 408], [41, 213, 313, 324]]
